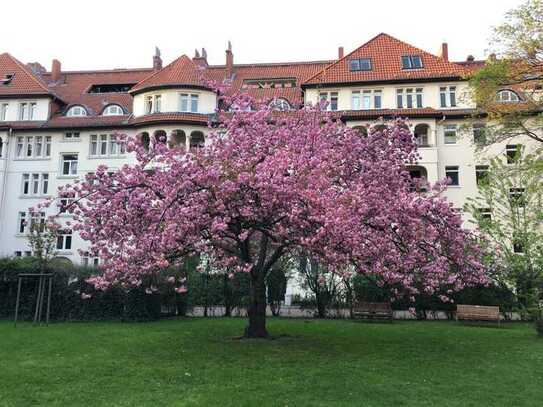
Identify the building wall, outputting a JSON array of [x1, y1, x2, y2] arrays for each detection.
[[0, 97, 51, 121], [132, 89, 217, 116], [304, 81, 474, 110]]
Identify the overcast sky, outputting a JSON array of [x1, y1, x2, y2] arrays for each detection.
[[1, 0, 523, 71]]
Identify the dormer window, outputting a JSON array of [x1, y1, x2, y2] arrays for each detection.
[[269, 98, 291, 111], [66, 105, 87, 117], [102, 104, 124, 116], [497, 90, 520, 103], [349, 58, 372, 71], [401, 55, 423, 69], [1, 74, 14, 85]]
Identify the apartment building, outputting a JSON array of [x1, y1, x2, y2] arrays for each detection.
[[0, 33, 532, 265]]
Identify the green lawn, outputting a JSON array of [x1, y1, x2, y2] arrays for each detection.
[[0, 319, 541, 407]]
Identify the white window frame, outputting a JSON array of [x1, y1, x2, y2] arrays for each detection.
[[56, 229, 73, 251], [66, 105, 87, 117], [440, 86, 457, 108], [22, 173, 49, 196], [497, 90, 520, 103], [60, 153, 78, 176], [444, 124, 458, 145], [319, 91, 339, 111], [179, 93, 199, 113], [17, 211, 27, 234], [89, 134, 125, 158], [63, 132, 80, 141], [14, 135, 51, 159], [445, 165, 460, 186], [0, 103, 8, 121], [102, 105, 124, 116]]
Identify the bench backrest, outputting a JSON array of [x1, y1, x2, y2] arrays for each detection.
[[354, 301, 392, 313], [457, 304, 499, 318]]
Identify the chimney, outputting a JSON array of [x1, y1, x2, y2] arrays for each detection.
[[27, 62, 46, 75], [466, 55, 475, 62], [338, 46, 344, 59], [225, 41, 234, 79], [51, 59, 61, 82], [440, 42, 449, 62], [153, 47, 163, 71], [193, 47, 208, 68]]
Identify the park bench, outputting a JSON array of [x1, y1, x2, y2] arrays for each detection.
[[456, 304, 500, 325], [353, 301, 393, 321]]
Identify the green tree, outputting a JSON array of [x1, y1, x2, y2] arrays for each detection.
[[469, 0, 543, 146], [465, 147, 543, 313]]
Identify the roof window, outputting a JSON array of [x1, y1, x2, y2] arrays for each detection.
[[401, 55, 423, 69]]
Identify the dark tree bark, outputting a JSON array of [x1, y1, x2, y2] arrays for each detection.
[[245, 267, 268, 338]]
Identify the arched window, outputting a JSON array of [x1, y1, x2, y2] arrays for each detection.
[[496, 90, 520, 103], [66, 105, 88, 117], [154, 130, 167, 144], [169, 130, 186, 149], [406, 165, 428, 192], [269, 98, 291, 111], [413, 124, 430, 147], [139, 132, 150, 151], [102, 104, 124, 116], [189, 131, 205, 152], [352, 126, 368, 137]]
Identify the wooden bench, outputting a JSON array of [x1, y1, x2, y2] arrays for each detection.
[[456, 304, 500, 325], [353, 301, 393, 321]]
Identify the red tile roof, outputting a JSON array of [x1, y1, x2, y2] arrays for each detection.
[[129, 112, 211, 126], [130, 55, 209, 94], [43, 69, 152, 115], [0, 53, 53, 97], [304, 33, 468, 86]]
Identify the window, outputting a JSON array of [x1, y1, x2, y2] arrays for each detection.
[[445, 166, 459, 186], [513, 239, 524, 254], [473, 124, 486, 145], [61, 154, 78, 176], [21, 173, 49, 196], [17, 211, 26, 234], [15, 136, 51, 159], [506, 144, 521, 164], [56, 229, 72, 251], [90, 134, 124, 157], [497, 90, 520, 103], [440, 86, 457, 107], [269, 98, 291, 111], [509, 187, 525, 207], [401, 55, 423, 69], [0, 103, 8, 121], [19, 103, 27, 120], [396, 88, 423, 109], [478, 208, 492, 222], [189, 131, 205, 152], [349, 58, 372, 71], [58, 197, 75, 214], [475, 165, 489, 186], [29, 103, 37, 120], [145, 95, 162, 113], [88, 83, 135, 93], [30, 212, 45, 232], [444, 125, 457, 144], [319, 92, 338, 111], [145, 96, 153, 114], [0, 136, 3, 158], [180, 93, 199, 113], [351, 89, 381, 110], [82, 253, 100, 267], [102, 105, 124, 116], [66, 105, 87, 117], [63, 132, 80, 141], [154, 95, 161, 113]]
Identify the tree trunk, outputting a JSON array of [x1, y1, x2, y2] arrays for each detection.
[[245, 269, 268, 338]]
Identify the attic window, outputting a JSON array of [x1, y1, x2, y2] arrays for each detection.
[[349, 58, 372, 71], [88, 83, 135, 93], [1, 74, 14, 85], [241, 78, 296, 89], [401, 55, 423, 69]]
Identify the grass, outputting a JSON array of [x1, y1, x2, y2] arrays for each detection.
[[0, 319, 541, 407]]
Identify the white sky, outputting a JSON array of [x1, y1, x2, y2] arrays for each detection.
[[2, 0, 524, 71]]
